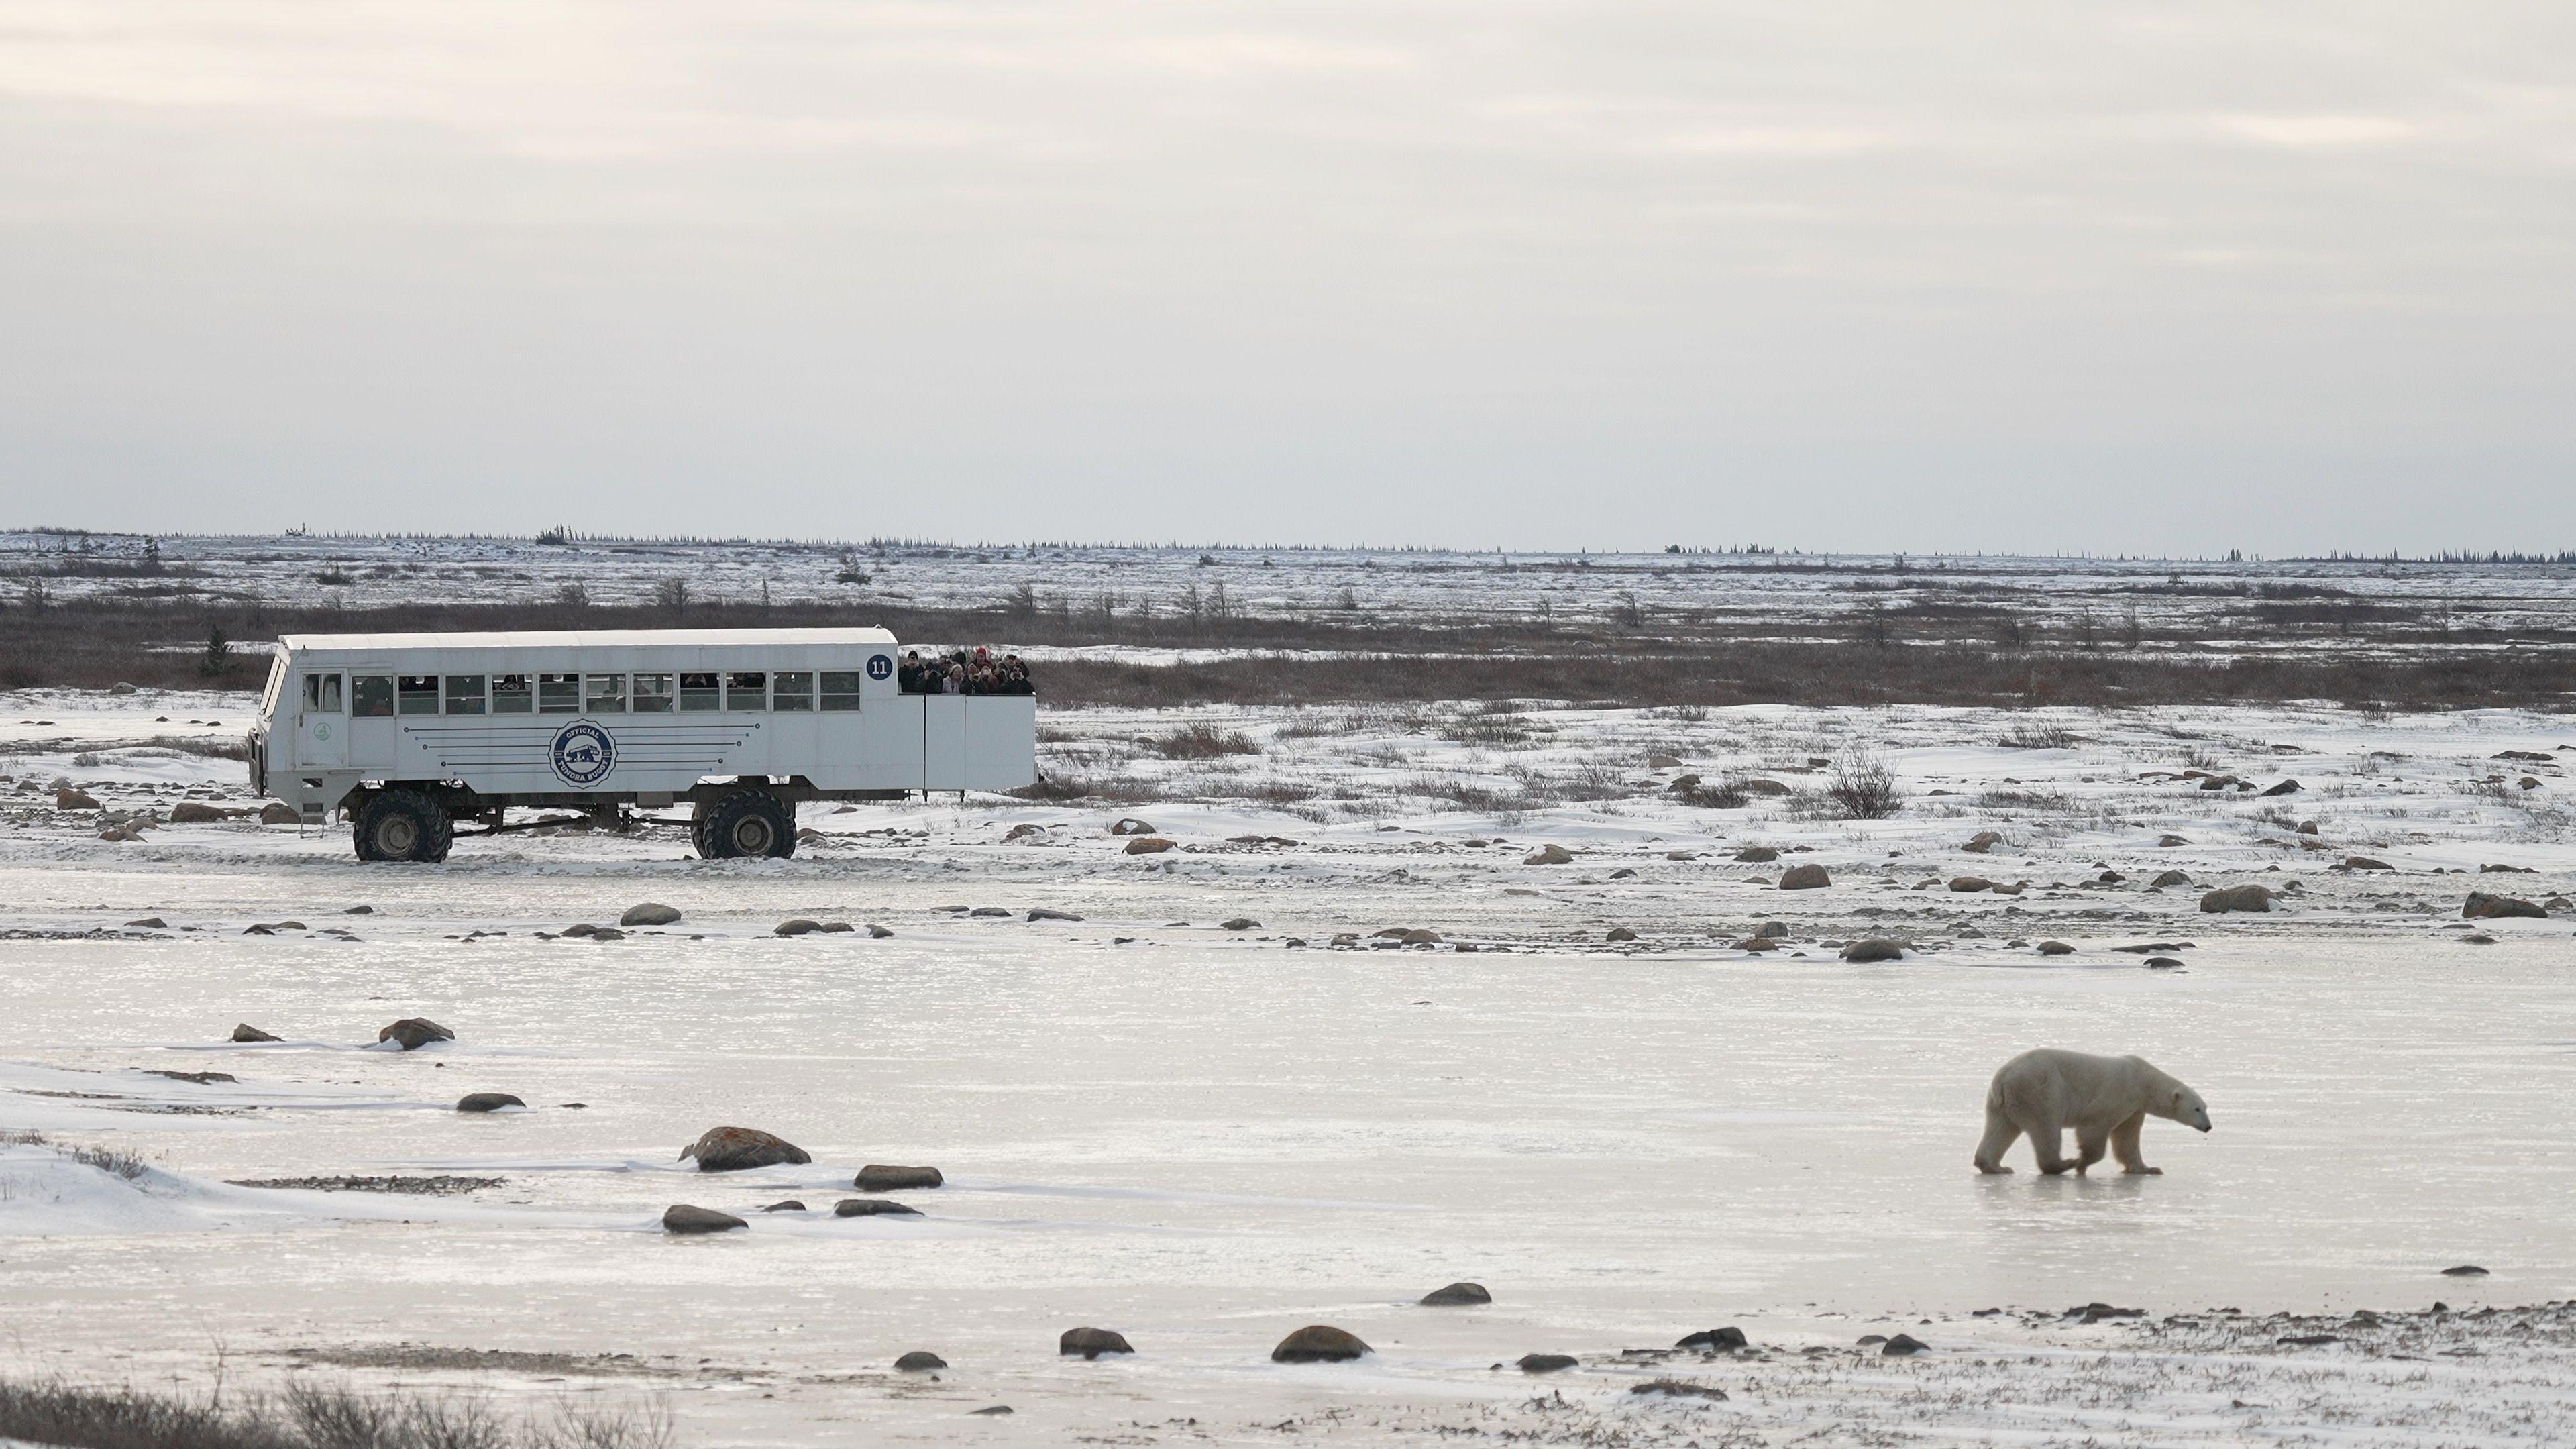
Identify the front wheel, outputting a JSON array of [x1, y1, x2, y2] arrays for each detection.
[[352, 788, 453, 863], [698, 790, 795, 860]]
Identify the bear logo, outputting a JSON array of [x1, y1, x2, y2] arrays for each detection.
[[549, 720, 616, 786]]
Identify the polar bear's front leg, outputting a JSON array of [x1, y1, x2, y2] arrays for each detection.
[[1974, 1106, 2019, 1173], [2072, 1125, 2110, 1175], [2112, 1112, 2160, 1175]]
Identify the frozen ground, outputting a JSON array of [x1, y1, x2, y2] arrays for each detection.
[[5, 689, 2576, 1444]]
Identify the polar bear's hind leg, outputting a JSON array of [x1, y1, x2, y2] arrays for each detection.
[[2030, 1116, 2076, 1175], [2073, 1124, 2110, 1175], [1974, 1104, 2020, 1174]]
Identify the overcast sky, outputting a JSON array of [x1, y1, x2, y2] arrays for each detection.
[[1, 3, 2569, 553]]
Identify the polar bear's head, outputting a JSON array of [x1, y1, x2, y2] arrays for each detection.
[[2170, 1085, 2212, 1132]]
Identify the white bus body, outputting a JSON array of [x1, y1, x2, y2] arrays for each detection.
[[246, 629, 1036, 861]]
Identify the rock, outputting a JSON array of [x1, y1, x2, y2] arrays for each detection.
[[1778, 864, 1831, 890], [1731, 936, 1781, 951], [761, 1200, 806, 1212], [2198, 885, 2273, 914], [562, 923, 601, 938], [170, 802, 229, 823], [1754, 921, 1789, 938], [455, 1093, 524, 1112], [125, 916, 166, 929], [1060, 1326, 1134, 1359], [970, 906, 1012, 918], [1676, 1326, 1748, 1351], [866, 924, 894, 938], [1839, 938, 1904, 963], [1631, 1381, 1729, 1400], [620, 903, 682, 927], [378, 1018, 454, 1049], [1880, 1333, 1927, 1356], [259, 802, 301, 825], [855, 1164, 943, 1191], [345, 904, 374, 914], [834, 1198, 924, 1217], [970, 1405, 1013, 1416], [1220, 917, 1260, 930], [1665, 851, 1697, 861], [2157, 833, 2188, 847], [230, 1023, 280, 1042], [2463, 892, 2546, 920], [2262, 779, 2302, 796], [1517, 1354, 1578, 1373], [2151, 869, 2192, 888], [1419, 1281, 1492, 1306], [587, 927, 626, 942], [1109, 818, 1157, 835], [775, 918, 822, 936], [1647, 753, 1684, 769], [2344, 857, 2393, 871], [1949, 876, 1993, 893], [1962, 832, 2002, 854], [146, 1069, 235, 1085], [661, 1203, 747, 1235], [1607, 867, 1635, 880], [1605, 926, 1638, 942], [1028, 908, 1083, 922], [678, 1126, 811, 1172], [107, 682, 136, 695], [1739, 778, 1791, 796], [895, 1350, 947, 1371], [2036, 940, 2074, 955], [56, 788, 102, 810], [1525, 845, 1574, 865], [1124, 837, 1177, 855], [1400, 928, 1444, 945], [1004, 823, 1046, 841], [1271, 1325, 1372, 1362], [2441, 1265, 2489, 1276], [1734, 846, 1778, 863]]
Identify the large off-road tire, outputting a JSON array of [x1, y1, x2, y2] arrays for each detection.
[[699, 790, 795, 860], [352, 788, 453, 863]]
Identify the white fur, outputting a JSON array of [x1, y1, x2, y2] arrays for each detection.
[[1974, 1048, 2210, 1175]]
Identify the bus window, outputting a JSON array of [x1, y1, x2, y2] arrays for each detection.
[[773, 671, 814, 711], [301, 673, 344, 713], [444, 675, 488, 714], [679, 672, 720, 711], [725, 672, 767, 710], [353, 675, 394, 718], [820, 672, 865, 711], [397, 676, 439, 715], [492, 674, 532, 713], [538, 674, 580, 713], [632, 672, 674, 712], [585, 674, 628, 712]]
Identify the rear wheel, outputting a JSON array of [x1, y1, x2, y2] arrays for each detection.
[[352, 789, 453, 863], [699, 790, 795, 860]]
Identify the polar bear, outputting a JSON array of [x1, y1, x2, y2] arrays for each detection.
[[1974, 1049, 2210, 1175]]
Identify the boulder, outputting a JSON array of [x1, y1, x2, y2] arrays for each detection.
[[1272, 1325, 1371, 1363], [126, 916, 166, 929], [2344, 857, 2393, 871], [834, 1198, 924, 1217], [761, 1200, 807, 1212], [970, 906, 1012, 918], [2036, 940, 2075, 956], [1419, 1281, 1492, 1306], [2198, 885, 2273, 914], [562, 923, 600, 938], [678, 1126, 811, 1172], [866, 924, 894, 938], [1517, 1354, 1578, 1373], [1109, 818, 1157, 836], [1962, 832, 2002, 854], [1839, 938, 1904, 963], [170, 802, 229, 823], [2150, 869, 2191, 888], [2463, 892, 2546, 920], [1731, 936, 1782, 952], [259, 802, 301, 825], [1647, 753, 1684, 769], [620, 902, 682, 927], [455, 1093, 524, 1112], [1739, 778, 1792, 796], [1124, 837, 1177, 855], [1060, 1326, 1134, 1359], [2157, 834, 2188, 847], [1401, 928, 1444, 945], [1676, 1326, 1748, 1351], [1881, 1333, 1927, 1356], [775, 918, 822, 936], [1734, 846, 1779, 863], [1220, 917, 1260, 931], [894, 1350, 947, 1371], [1524, 845, 1574, 865], [1028, 908, 1083, 922], [377, 1018, 454, 1050], [1605, 926, 1638, 942], [1004, 823, 1046, 841], [855, 1164, 943, 1191], [2261, 779, 2302, 796], [1778, 864, 1831, 890], [230, 1023, 280, 1042], [1949, 877, 1993, 893], [661, 1203, 747, 1235]]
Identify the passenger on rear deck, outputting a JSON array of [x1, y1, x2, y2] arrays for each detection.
[[896, 651, 928, 694]]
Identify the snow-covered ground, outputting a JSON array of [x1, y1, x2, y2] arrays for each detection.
[[5, 688, 2576, 1444]]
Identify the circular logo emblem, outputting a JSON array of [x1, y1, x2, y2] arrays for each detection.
[[865, 653, 894, 681], [312, 722, 332, 741], [550, 720, 616, 786]]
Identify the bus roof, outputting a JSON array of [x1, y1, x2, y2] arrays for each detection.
[[277, 627, 899, 652]]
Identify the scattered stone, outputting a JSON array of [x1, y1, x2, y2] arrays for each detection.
[[1272, 1325, 1372, 1362], [661, 1203, 747, 1235], [231, 1023, 281, 1042], [1739, 778, 1791, 796], [146, 1069, 237, 1085], [2036, 940, 2074, 955], [678, 1126, 811, 1172], [855, 1164, 943, 1191], [1028, 908, 1083, 922], [2261, 779, 2302, 796], [834, 1198, 924, 1217], [126, 916, 166, 929], [1109, 818, 1157, 835], [2463, 892, 2545, 920], [2150, 869, 2191, 888], [1220, 917, 1260, 931], [1949, 876, 1993, 893], [455, 1093, 524, 1112], [1607, 867, 1637, 880], [378, 1018, 454, 1050], [2199, 885, 2274, 914], [620, 903, 682, 927], [1647, 753, 1684, 769], [2343, 857, 2393, 871], [2144, 957, 2184, 969], [1665, 851, 1698, 861], [775, 918, 822, 936], [1606, 926, 1638, 942], [1731, 936, 1781, 951], [2069, 1303, 2145, 1322], [1880, 1333, 1927, 1356], [895, 1350, 947, 1371], [55, 788, 101, 810], [1675, 1326, 1748, 1351], [1401, 928, 1444, 945], [1004, 823, 1046, 841], [761, 1200, 806, 1212], [562, 923, 601, 938], [345, 904, 374, 914], [1962, 831, 2002, 854], [2442, 1265, 2491, 1276], [259, 802, 301, 825], [1734, 846, 1778, 863], [1525, 844, 1574, 865], [1060, 1327, 1134, 1359], [969, 1405, 1012, 1416], [1778, 864, 1831, 890], [1754, 921, 1788, 938], [969, 906, 1012, 918], [1420, 1281, 1492, 1307], [170, 801, 230, 823], [2157, 834, 2188, 847], [1839, 938, 1904, 963], [1517, 1354, 1578, 1373], [1631, 1380, 1729, 1401], [866, 924, 894, 938], [1124, 837, 1177, 855], [2277, 1333, 2341, 1346]]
